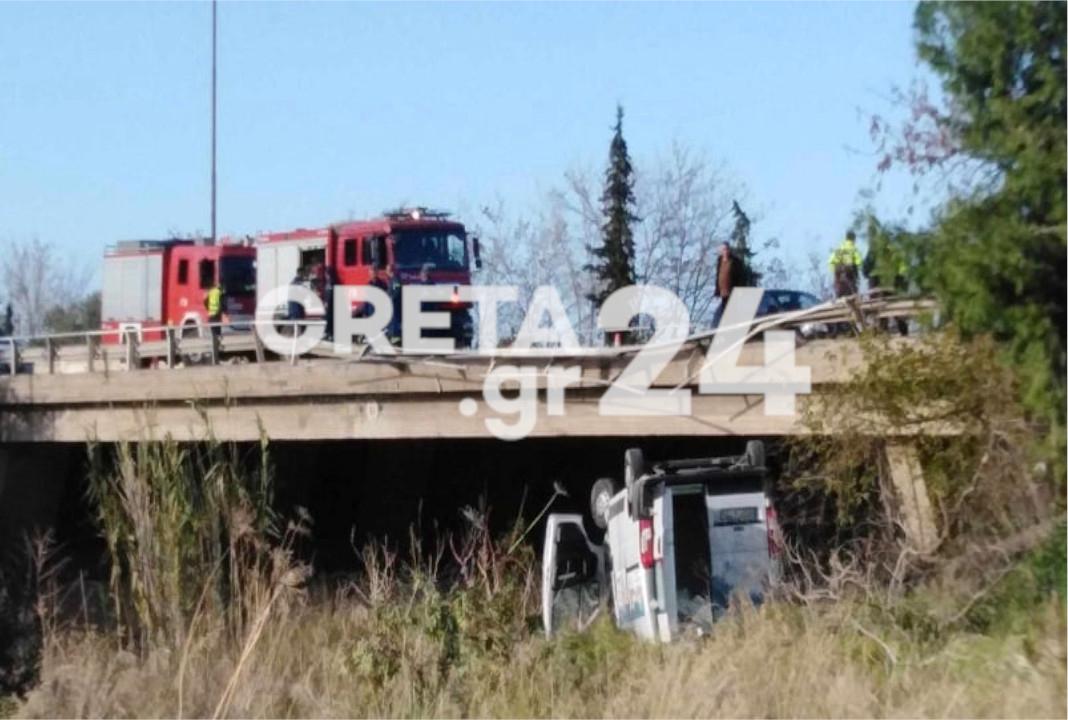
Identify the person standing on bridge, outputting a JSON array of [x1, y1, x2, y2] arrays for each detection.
[[712, 241, 744, 329], [204, 281, 224, 338], [828, 230, 862, 299]]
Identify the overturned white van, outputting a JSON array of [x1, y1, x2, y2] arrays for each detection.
[[542, 442, 782, 642]]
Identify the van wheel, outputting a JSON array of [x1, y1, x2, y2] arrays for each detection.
[[590, 478, 618, 529], [744, 440, 766, 469], [623, 448, 645, 489]]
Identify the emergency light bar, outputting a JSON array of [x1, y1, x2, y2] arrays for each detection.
[[382, 206, 452, 221]]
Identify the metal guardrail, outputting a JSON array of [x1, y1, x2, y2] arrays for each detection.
[[0, 319, 329, 375], [0, 294, 937, 376]]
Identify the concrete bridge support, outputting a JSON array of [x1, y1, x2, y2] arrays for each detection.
[[884, 440, 938, 554]]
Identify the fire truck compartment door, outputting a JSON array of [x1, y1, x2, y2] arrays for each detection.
[[542, 514, 604, 638], [102, 253, 162, 321], [256, 244, 301, 304]]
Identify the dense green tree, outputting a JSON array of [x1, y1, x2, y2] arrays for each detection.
[[729, 200, 761, 287], [886, 2, 1066, 447], [587, 105, 638, 308]]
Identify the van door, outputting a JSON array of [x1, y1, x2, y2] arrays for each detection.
[[665, 484, 715, 635], [707, 490, 771, 616], [542, 514, 605, 638]]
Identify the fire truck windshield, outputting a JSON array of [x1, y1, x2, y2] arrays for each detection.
[[392, 231, 467, 271], [220, 256, 256, 295]]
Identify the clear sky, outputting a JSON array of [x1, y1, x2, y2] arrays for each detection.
[[0, 1, 931, 277]]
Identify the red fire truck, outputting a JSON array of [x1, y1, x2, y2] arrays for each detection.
[[255, 208, 481, 346], [100, 239, 257, 345]]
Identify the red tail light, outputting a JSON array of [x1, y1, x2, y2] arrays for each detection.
[[450, 285, 461, 307], [766, 504, 782, 558], [639, 517, 655, 568]]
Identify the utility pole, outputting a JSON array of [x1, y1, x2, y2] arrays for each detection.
[[210, 0, 217, 245]]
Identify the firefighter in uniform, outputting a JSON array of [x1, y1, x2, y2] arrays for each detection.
[[828, 231, 862, 298], [205, 281, 223, 338]]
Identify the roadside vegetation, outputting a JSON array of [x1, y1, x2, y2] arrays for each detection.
[[5, 350, 1065, 719]]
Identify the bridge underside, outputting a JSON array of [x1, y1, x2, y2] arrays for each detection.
[[0, 436, 806, 572]]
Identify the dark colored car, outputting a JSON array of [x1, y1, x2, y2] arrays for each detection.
[[755, 289, 823, 317]]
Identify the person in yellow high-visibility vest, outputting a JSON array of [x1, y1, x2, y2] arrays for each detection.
[[204, 282, 223, 338], [828, 231, 862, 298]]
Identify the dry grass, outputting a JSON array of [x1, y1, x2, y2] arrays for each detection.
[[13, 506, 1067, 719], [14, 589, 1065, 718], [9, 427, 1063, 718]]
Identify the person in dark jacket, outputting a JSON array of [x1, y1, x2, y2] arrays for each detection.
[[712, 242, 745, 328], [287, 267, 306, 333]]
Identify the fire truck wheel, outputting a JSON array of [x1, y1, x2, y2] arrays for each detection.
[[589, 477, 618, 529], [744, 440, 766, 470]]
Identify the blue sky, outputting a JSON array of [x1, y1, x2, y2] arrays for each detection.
[[0, 1, 932, 277]]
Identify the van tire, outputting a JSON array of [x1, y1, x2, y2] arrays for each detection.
[[590, 478, 618, 529], [744, 440, 766, 469]]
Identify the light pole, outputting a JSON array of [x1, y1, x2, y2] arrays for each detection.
[[210, 0, 217, 245]]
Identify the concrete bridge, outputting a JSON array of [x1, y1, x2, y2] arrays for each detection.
[[0, 336, 914, 443], [0, 297, 937, 443], [0, 297, 943, 555]]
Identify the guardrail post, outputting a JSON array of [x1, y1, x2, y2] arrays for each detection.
[[46, 338, 56, 374], [124, 329, 139, 371], [7, 339, 16, 376], [165, 325, 177, 368], [86, 335, 96, 372], [253, 326, 265, 363], [210, 325, 220, 365]]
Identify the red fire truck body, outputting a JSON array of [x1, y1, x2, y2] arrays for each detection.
[[255, 208, 478, 343], [100, 239, 257, 344]]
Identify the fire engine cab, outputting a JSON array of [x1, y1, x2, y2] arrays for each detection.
[[255, 208, 480, 346], [100, 239, 257, 345], [542, 442, 782, 642]]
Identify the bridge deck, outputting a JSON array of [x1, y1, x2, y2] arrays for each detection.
[[0, 337, 936, 442]]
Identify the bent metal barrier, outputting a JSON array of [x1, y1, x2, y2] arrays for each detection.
[[0, 294, 943, 444], [0, 294, 934, 375]]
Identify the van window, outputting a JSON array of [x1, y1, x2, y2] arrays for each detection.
[[199, 259, 215, 289], [343, 238, 357, 266], [713, 507, 760, 526], [177, 259, 189, 285]]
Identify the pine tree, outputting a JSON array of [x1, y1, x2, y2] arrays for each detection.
[[729, 200, 760, 287], [587, 105, 639, 307], [907, 2, 1066, 444]]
